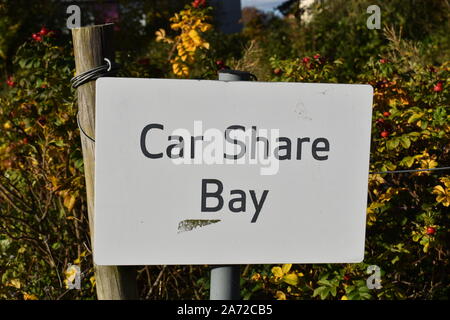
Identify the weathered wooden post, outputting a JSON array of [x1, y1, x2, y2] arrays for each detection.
[[72, 24, 138, 300]]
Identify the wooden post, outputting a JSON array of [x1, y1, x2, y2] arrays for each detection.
[[72, 24, 138, 300]]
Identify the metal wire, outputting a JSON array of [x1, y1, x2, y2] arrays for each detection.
[[71, 58, 119, 89], [369, 166, 450, 175], [73, 58, 120, 142], [76, 112, 95, 143]]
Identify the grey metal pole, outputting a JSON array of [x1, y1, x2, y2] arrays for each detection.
[[210, 265, 241, 300], [209, 69, 255, 300], [218, 69, 254, 82]]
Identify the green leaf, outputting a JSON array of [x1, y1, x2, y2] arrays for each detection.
[[386, 138, 400, 150], [320, 287, 330, 300], [312, 287, 322, 298], [330, 286, 337, 297], [19, 59, 27, 68], [407, 112, 423, 123], [317, 279, 331, 286], [51, 242, 61, 250], [400, 136, 411, 149], [400, 156, 415, 167]]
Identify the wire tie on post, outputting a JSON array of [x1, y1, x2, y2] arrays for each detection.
[[104, 58, 112, 72], [71, 58, 119, 89], [76, 112, 95, 143], [73, 58, 120, 142]]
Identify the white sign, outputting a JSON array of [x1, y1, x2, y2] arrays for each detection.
[[94, 78, 373, 265]]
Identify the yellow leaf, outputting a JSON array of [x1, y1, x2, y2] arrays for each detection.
[[433, 185, 450, 206], [275, 290, 287, 300], [90, 276, 96, 287], [200, 24, 212, 32], [250, 273, 261, 281], [188, 29, 201, 45], [50, 176, 59, 191], [283, 273, 299, 286], [341, 295, 349, 300], [388, 98, 397, 107], [170, 23, 181, 30], [421, 159, 438, 169], [155, 28, 166, 41], [441, 177, 450, 188], [368, 174, 385, 186], [23, 293, 38, 300], [400, 97, 409, 105], [7, 279, 21, 289], [271, 266, 283, 278], [433, 185, 446, 194], [173, 63, 180, 74], [281, 264, 292, 274], [155, 29, 173, 43], [63, 194, 76, 211], [3, 121, 12, 130]]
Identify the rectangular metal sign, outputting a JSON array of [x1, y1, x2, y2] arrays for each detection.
[[94, 78, 373, 265]]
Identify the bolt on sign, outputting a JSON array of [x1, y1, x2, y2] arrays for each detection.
[[94, 78, 373, 265]]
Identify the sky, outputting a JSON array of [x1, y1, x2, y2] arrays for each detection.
[[241, 0, 287, 12]]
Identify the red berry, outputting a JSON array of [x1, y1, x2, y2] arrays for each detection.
[[39, 27, 50, 36], [313, 54, 320, 59], [376, 118, 385, 124], [22, 138, 29, 144], [379, 58, 387, 64], [273, 68, 282, 75], [6, 76, 15, 87], [381, 131, 389, 138], [343, 274, 351, 281], [302, 57, 310, 63], [426, 227, 436, 235], [32, 33, 42, 42], [433, 82, 443, 92], [216, 60, 224, 67], [192, 0, 205, 8], [383, 111, 391, 117]]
